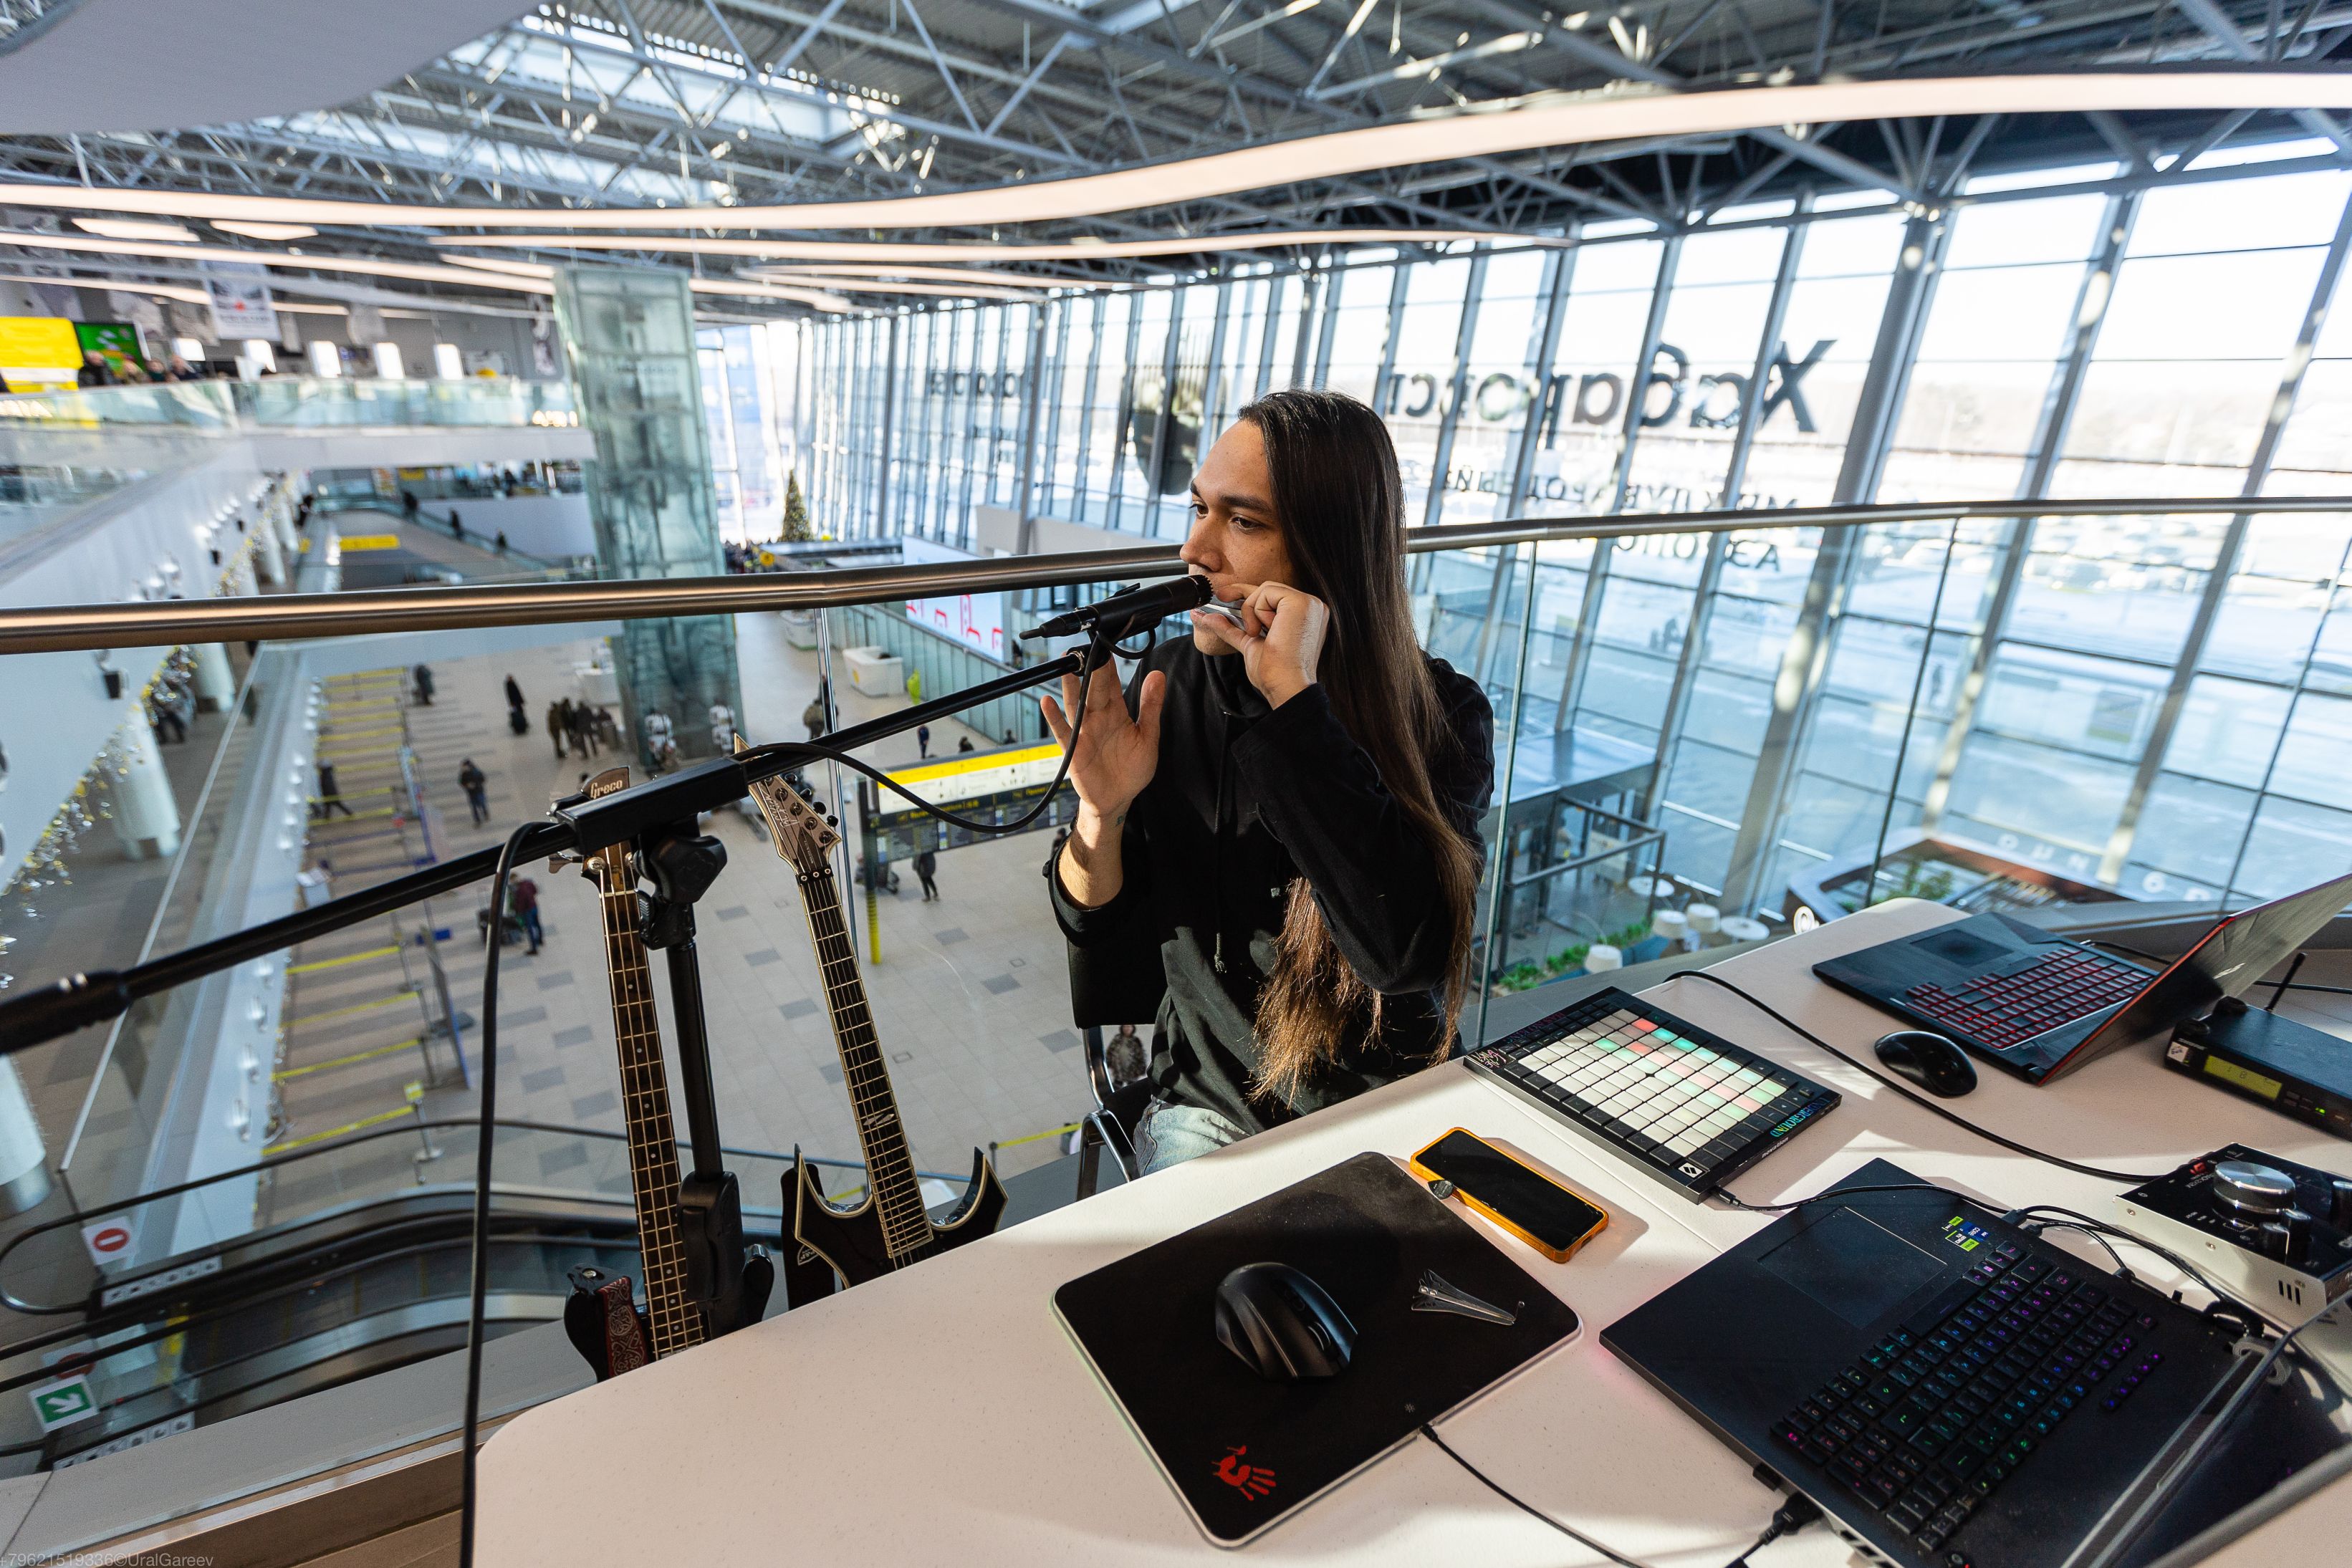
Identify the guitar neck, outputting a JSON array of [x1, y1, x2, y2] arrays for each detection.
[[795, 865, 933, 1261], [592, 846, 705, 1357]]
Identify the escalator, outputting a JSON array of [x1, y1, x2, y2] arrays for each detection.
[[0, 1120, 795, 1469]]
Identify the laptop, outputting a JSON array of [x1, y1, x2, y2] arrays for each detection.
[[1812, 870, 2352, 1084], [1602, 1161, 2343, 1568]]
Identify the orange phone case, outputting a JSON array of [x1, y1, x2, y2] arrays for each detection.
[[1407, 1127, 1609, 1263]]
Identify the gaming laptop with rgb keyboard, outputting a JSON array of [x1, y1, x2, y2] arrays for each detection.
[[1812, 870, 2352, 1084], [1602, 1161, 2341, 1568]]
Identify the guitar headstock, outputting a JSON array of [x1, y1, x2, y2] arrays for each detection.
[[736, 737, 840, 875], [575, 767, 635, 890]]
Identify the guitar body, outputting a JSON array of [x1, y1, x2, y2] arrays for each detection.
[[787, 1145, 1008, 1293]]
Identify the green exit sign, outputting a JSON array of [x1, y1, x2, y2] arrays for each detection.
[[30, 1377, 96, 1433]]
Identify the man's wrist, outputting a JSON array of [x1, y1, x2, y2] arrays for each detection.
[[1259, 673, 1316, 709]]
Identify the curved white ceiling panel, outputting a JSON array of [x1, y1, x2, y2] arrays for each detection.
[[0, 0, 534, 135]]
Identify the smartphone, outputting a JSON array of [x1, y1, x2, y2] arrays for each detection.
[[1408, 1128, 1610, 1263]]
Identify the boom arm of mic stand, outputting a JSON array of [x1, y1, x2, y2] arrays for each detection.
[[0, 648, 1093, 1058]]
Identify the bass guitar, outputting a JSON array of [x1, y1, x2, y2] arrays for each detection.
[[741, 755, 1007, 1304], [560, 766, 770, 1376]]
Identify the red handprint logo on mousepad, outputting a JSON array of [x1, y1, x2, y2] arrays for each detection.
[[1052, 1153, 1580, 1546]]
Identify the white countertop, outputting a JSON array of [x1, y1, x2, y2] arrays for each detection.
[[479, 900, 2352, 1566]]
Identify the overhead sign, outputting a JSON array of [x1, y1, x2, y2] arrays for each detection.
[[80, 1217, 134, 1267], [876, 744, 1065, 817], [29, 1375, 97, 1433], [203, 261, 279, 345]]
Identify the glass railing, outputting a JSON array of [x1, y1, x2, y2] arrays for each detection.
[[0, 375, 575, 432], [0, 492, 2346, 1531]]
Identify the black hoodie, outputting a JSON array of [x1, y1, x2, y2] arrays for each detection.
[[1047, 635, 1494, 1135]]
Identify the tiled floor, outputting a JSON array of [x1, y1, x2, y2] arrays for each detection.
[[357, 613, 1095, 1222]]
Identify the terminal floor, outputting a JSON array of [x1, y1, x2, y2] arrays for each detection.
[[269, 617, 1097, 1227]]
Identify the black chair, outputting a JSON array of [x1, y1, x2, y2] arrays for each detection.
[[1063, 894, 1166, 1200]]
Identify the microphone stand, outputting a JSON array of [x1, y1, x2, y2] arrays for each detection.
[[0, 641, 1111, 1057]]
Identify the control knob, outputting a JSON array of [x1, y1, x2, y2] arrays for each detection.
[[2330, 1176, 2352, 1231], [2212, 1159, 2299, 1218], [2260, 1208, 2314, 1266]]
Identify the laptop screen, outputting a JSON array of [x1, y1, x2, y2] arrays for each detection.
[[2071, 868, 2352, 1064]]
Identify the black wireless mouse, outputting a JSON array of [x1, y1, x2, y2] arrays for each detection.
[[1214, 1261, 1356, 1380], [1874, 1030, 1978, 1098]]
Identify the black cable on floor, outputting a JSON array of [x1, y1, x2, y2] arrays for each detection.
[[1661, 969, 2172, 1186], [456, 819, 549, 1568]]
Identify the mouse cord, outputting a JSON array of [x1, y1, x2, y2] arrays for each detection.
[[1417, 1423, 1659, 1568], [1659, 970, 2172, 1186]]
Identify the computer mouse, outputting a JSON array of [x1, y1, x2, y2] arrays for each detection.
[[1874, 1030, 1978, 1098], [1213, 1261, 1356, 1380]]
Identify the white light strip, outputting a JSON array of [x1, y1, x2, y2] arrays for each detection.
[[0, 271, 211, 305], [0, 72, 2345, 231], [435, 229, 1519, 264], [0, 233, 552, 293], [0, 234, 849, 313], [744, 262, 1077, 288]]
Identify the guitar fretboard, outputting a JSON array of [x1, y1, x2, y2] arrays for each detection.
[[591, 842, 705, 1358], [796, 865, 934, 1264]]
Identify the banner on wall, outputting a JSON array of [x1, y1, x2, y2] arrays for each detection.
[[201, 262, 278, 345], [0, 315, 82, 388], [900, 536, 1005, 659]]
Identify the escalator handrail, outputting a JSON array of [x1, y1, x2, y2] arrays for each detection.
[[0, 1117, 964, 1316], [2, 1213, 663, 1400], [316, 494, 570, 574], [0, 1217, 648, 1398]]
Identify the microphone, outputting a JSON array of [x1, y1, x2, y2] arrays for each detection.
[[1021, 574, 1213, 642]]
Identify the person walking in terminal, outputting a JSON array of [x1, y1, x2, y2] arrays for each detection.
[[314, 761, 352, 819], [1043, 389, 1493, 1175], [504, 673, 525, 712], [459, 759, 489, 826], [917, 723, 932, 759], [412, 663, 435, 705], [546, 701, 567, 759], [914, 847, 939, 902], [511, 875, 544, 956]]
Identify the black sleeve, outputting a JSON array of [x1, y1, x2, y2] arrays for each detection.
[[1229, 670, 1494, 995]]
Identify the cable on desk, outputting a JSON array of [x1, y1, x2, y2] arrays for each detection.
[[1419, 1421, 1659, 1568], [1660, 970, 2173, 1186]]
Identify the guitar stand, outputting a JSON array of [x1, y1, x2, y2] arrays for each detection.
[[565, 817, 774, 1377]]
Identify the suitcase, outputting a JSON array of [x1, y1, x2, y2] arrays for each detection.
[[508, 706, 529, 735]]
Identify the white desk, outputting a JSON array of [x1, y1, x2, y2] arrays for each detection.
[[479, 901, 2352, 1566]]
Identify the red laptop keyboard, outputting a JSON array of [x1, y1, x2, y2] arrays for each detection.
[[1903, 950, 2149, 1050]]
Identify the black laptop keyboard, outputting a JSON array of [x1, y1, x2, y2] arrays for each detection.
[[1772, 1238, 2164, 1557], [1904, 948, 2146, 1050]]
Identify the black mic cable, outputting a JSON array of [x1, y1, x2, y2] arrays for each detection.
[[457, 819, 553, 1568]]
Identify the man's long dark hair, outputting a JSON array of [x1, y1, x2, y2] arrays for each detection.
[[1238, 388, 1482, 1105]]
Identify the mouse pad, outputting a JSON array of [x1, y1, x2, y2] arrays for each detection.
[[1053, 1151, 1581, 1547]]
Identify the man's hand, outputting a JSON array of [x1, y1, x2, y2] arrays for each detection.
[[1189, 582, 1328, 708], [1042, 661, 1165, 909], [1042, 660, 1165, 819]]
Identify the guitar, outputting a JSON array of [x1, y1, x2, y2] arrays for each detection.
[[560, 766, 705, 1369], [741, 752, 1007, 1303]]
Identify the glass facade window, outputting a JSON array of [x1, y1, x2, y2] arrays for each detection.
[[753, 153, 2352, 925]]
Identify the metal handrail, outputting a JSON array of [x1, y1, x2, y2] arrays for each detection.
[[5, 492, 2347, 654]]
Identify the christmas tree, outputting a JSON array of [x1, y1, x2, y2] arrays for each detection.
[[783, 469, 812, 542]]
